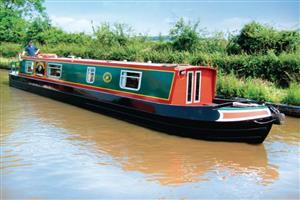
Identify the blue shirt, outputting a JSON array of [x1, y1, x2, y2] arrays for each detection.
[[25, 45, 38, 56]]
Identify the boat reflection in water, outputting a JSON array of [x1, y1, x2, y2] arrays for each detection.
[[3, 89, 278, 187]]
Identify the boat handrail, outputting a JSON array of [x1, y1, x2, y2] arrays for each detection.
[[212, 102, 235, 109], [232, 102, 259, 107], [212, 101, 261, 110]]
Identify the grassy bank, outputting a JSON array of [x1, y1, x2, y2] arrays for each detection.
[[282, 82, 300, 105], [0, 57, 16, 69], [217, 72, 300, 105]]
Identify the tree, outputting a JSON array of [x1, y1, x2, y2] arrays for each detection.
[[36, 27, 92, 45], [93, 23, 132, 47], [169, 18, 200, 51], [230, 21, 300, 55], [0, 0, 45, 18], [25, 17, 51, 44], [226, 34, 242, 55], [0, 0, 46, 43], [0, 7, 27, 42], [277, 30, 300, 53], [236, 22, 277, 54]]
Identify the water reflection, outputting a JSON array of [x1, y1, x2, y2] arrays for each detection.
[[1, 70, 279, 187], [268, 117, 300, 145]]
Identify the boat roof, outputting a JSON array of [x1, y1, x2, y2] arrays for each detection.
[[23, 55, 216, 71]]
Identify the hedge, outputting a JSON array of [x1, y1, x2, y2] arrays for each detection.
[[1, 42, 299, 86]]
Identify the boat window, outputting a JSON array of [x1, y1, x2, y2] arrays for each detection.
[[47, 63, 62, 79], [25, 61, 34, 74], [194, 71, 201, 102], [86, 67, 96, 84], [120, 70, 142, 91], [186, 71, 193, 104]]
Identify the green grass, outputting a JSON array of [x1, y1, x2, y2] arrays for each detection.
[[282, 82, 300, 105], [0, 57, 17, 69], [216, 72, 297, 104], [217, 72, 244, 98], [243, 78, 285, 103]]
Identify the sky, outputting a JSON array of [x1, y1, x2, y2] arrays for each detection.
[[44, 0, 300, 35]]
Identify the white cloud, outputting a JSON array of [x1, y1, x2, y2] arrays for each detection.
[[50, 15, 299, 36], [206, 17, 299, 36], [50, 14, 171, 36], [50, 15, 93, 33], [266, 21, 299, 30]]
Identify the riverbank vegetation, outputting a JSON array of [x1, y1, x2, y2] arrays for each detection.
[[1, 0, 299, 105], [282, 82, 300, 106], [0, 57, 15, 69], [217, 72, 300, 106]]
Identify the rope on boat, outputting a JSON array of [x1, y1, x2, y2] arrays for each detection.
[[267, 104, 285, 125]]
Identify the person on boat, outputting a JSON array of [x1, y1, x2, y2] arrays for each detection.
[[22, 40, 40, 56]]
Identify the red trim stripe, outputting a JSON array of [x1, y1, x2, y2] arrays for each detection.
[[223, 110, 269, 119]]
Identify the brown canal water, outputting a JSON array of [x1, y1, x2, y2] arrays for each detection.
[[1, 69, 299, 199]]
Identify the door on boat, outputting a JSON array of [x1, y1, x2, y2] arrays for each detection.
[[34, 62, 46, 77], [186, 70, 201, 104]]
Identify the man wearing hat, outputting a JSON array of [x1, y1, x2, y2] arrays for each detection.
[[22, 40, 40, 56]]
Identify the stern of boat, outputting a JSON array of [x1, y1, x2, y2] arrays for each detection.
[[216, 102, 284, 124], [212, 102, 285, 143]]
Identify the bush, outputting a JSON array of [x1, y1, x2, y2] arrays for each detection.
[[217, 72, 285, 103], [196, 33, 228, 54], [191, 52, 300, 87], [282, 82, 300, 105], [243, 78, 284, 102], [170, 18, 200, 51], [227, 22, 300, 55], [217, 72, 245, 98], [0, 42, 22, 57], [93, 23, 132, 47], [41, 43, 91, 58], [0, 57, 17, 69], [2, 40, 298, 87]]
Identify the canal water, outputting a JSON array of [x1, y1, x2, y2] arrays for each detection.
[[1, 69, 299, 199]]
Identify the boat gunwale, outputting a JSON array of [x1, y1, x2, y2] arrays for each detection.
[[12, 72, 271, 113]]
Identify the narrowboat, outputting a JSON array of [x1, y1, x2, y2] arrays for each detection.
[[9, 54, 284, 143]]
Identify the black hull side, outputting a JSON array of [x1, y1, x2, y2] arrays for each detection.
[[9, 74, 274, 143]]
